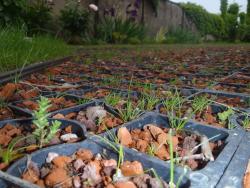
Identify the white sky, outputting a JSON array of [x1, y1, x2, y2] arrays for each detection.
[[171, 0, 247, 13]]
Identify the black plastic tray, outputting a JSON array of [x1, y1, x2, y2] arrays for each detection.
[[9, 93, 83, 116], [1, 139, 190, 188], [48, 100, 124, 135], [190, 90, 250, 112], [0, 118, 86, 141], [96, 112, 245, 187], [216, 131, 250, 188]]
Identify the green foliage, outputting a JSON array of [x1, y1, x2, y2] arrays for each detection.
[[191, 95, 211, 114], [59, 0, 89, 38], [0, 136, 28, 165], [95, 17, 145, 44], [23, 0, 52, 35], [181, 2, 225, 39], [117, 100, 143, 122], [0, 0, 25, 26], [155, 27, 167, 43], [218, 108, 234, 128], [228, 3, 239, 15], [32, 96, 61, 148], [165, 27, 201, 44], [104, 93, 122, 107], [239, 12, 246, 24], [220, 0, 228, 19], [0, 27, 72, 73], [242, 116, 250, 129], [225, 13, 238, 41], [247, 0, 250, 24]]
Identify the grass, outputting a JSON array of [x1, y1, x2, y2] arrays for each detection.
[[0, 27, 73, 73]]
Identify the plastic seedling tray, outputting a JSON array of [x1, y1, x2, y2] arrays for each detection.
[[156, 100, 235, 130], [216, 132, 250, 188], [97, 112, 245, 187], [0, 118, 86, 142], [66, 86, 140, 99], [191, 90, 250, 112], [0, 139, 190, 188], [9, 93, 83, 116], [48, 100, 124, 135], [212, 82, 250, 95]]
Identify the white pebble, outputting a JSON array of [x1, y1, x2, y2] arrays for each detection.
[[60, 133, 78, 141], [46, 152, 59, 163]]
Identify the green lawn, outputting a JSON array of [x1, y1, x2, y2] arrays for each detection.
[[0, 28, 73, 73]]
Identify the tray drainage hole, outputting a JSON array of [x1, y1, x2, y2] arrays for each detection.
[[190, 172, 209, 184]]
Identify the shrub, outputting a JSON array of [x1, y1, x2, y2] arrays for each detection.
[[165, 27, 201, 44], [181, 2, 225, 39], [23, 0, 52, 35], [96, 16, 145, 44], [155, 27, 167, 43], [0, 0, 26, 26], [59, 0, 89, 41]]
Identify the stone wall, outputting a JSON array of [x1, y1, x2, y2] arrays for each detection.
[[49, 0, 197, 37]]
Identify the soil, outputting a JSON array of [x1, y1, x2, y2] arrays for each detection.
[[84, 88, 111, 99], [221, 73, 250, 85], [159, 103, 229, 128], [213, 84, 250, 95], [0, 123, 81, 170], [15, 96, 77, 112], [117, 125, 224, 170], [52, 106, 123, 134], [21, 148, 171, 188], [197, 93, 250, 109]]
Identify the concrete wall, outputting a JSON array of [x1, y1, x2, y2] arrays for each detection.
[[48, 0, 197, 37]]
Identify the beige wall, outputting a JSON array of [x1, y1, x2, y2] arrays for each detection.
[[49, 0, 197, 37]]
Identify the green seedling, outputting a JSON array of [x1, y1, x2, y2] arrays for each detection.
[[104, 93, 122, 107], [0, 136, 31, 165], [117, 100, 143, 122], [162, 89, 186, 118], [192, 95, 211, 114], [218, 108, 235, 128], [140, 94, 160, 111], [242, 116, 250, 129], [78, 98, 91, 105], [32, 96, 61, 148], [168, 129, 175, 188], [146, 143, 157, 157]]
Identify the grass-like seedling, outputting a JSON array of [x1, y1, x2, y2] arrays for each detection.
[[0, 136, 30, 165], [117, 100, 143, 122], [78, 98, 91, 105], [162, 89, 186, 118], [191, 95, 211, 114], [104, 93, 122, 107], [140, 94, 160, 111], [32, 96, 61, 148], [146, 143, 157, 157], [242, 116, 250, 129]]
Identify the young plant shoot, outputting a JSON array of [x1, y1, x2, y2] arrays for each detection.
[[32, 96, 61, 148]]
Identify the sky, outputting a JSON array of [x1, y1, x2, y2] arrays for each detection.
[[171, 0, 247, 13]]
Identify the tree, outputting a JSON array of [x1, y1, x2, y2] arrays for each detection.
[[239, 12, 246, 25], [247, 0, 250, 24], [228, 3, 239, 15], [225, 3, 240, 41], [220, 0, 228, 19]]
